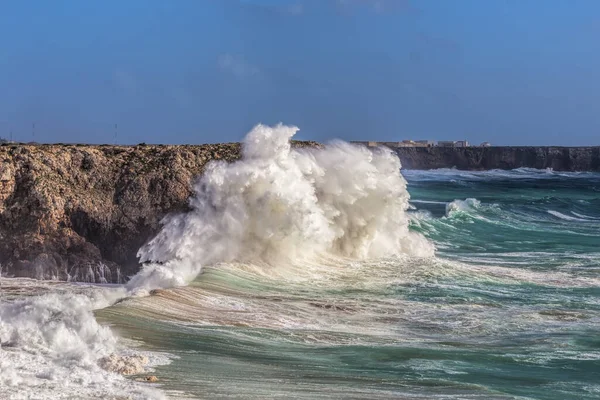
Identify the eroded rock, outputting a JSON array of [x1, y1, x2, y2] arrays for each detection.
[[0, 142, 319, 282]]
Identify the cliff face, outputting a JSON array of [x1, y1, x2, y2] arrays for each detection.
[[1, 143, 598, 283], [1, 141, 322, 282], [0, 143, 248, 282], [396, 146, 600, 171]]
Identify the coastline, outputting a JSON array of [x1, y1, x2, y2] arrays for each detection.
[[1, 142, 598, 284], [395, 145, 600, 171]]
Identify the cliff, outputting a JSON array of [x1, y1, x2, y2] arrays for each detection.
[[0, 142, 317, 282], [395, 146, 600, 171], [1, 143, 598, 283]]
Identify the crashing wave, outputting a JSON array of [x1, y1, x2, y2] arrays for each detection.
[[1, 123, 434, 398], [445, 198, 482, 216], [130, 123, 434, 294]]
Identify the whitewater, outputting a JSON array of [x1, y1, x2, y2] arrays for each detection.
[[1, 124, 435, 399], [1, 125, 599, 399]]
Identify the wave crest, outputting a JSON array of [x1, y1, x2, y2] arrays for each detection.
[[445, 198, 482, 216], [131, 124, 434, 293]]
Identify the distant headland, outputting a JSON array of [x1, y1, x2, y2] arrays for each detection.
[[354, 142, 600, 171]]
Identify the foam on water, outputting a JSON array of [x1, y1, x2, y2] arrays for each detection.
[[571, 211, 600, 220], [90, 166, 600, 399], [115, 254, 600, 343], [0, 280, 166, 399], [445, 198, 482, 216], [131, 123, 433, 294], [403, 167, 600, 182], [1, 124, 433, 398], [547, 210, 589, 221]]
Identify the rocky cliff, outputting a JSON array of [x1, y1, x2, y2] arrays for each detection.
[[1, 143, 598, 283], [0, 142, 318, 282], [395, 146, 600, 171]]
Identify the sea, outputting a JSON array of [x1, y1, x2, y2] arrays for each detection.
[[1, 125, 599, 400]]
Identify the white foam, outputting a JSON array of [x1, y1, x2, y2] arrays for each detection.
[[445, 198, 481, 216], [572, 211, 600, 220], [0, 283, 166, 399], [547, 210, 587, 221], [132, 123, 434, 292], [1, 123, 435, 398], [404, 167, 600, 181], [410, 200, 447, 205]]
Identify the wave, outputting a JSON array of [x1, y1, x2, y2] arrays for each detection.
[[0, 281, 166, 399], [403, 167, 600, 182], [131, 123, 434, 294], [410, 195, 600, 251], [547, 210, 589, 222], [439, 198, 598, 228], [445, 198, 482, 216], [571, 211, 600, 220], [1, 123, 433, 398], [410, 199, 447, 205]]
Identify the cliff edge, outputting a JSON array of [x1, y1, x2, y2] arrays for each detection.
[[0, 142, 317, 282], [395, 146, 600, 171], [1, 143, 598, 283]]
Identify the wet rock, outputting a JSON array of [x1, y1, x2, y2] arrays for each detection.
[[0, 141, 320, 282]]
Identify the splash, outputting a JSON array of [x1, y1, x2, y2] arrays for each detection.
[[130, 123, 434, 294], [0, 281, 165, 399], [445, 198, 482, 216], [1, 123, 433, 398]]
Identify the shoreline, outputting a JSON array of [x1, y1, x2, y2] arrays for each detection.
[[1, 141, 598, 285]]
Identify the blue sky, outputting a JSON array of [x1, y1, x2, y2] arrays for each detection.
[[1, 0, 599, 145]]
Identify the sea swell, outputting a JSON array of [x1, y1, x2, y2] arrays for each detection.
[[98, 164, 600, 399]]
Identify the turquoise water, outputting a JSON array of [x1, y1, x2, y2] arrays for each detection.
[[98, 168, 600, 399]]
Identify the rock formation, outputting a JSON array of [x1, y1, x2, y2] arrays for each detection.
[[0, 142, 317, 282], [395, 146, 600, 171], [1, 142, 598, 283]]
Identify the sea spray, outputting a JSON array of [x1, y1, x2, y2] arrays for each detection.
[[38, 167, 600, 399], [130, 124, 433, 294], [0, 282, 166, 399], [445, 198, 482, 216], [1, 123, 433, 398]]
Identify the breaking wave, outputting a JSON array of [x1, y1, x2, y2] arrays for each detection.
[[1, 123, 433, 399], [0, 281, 167, 399], [130, 123, 433, 294], [547, 210, 588, 221], [445, 198, 483, 216]]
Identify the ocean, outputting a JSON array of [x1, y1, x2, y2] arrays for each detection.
[[1, 125, 599, 399]]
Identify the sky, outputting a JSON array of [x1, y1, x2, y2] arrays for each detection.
[[1, 0, 599, 145]]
